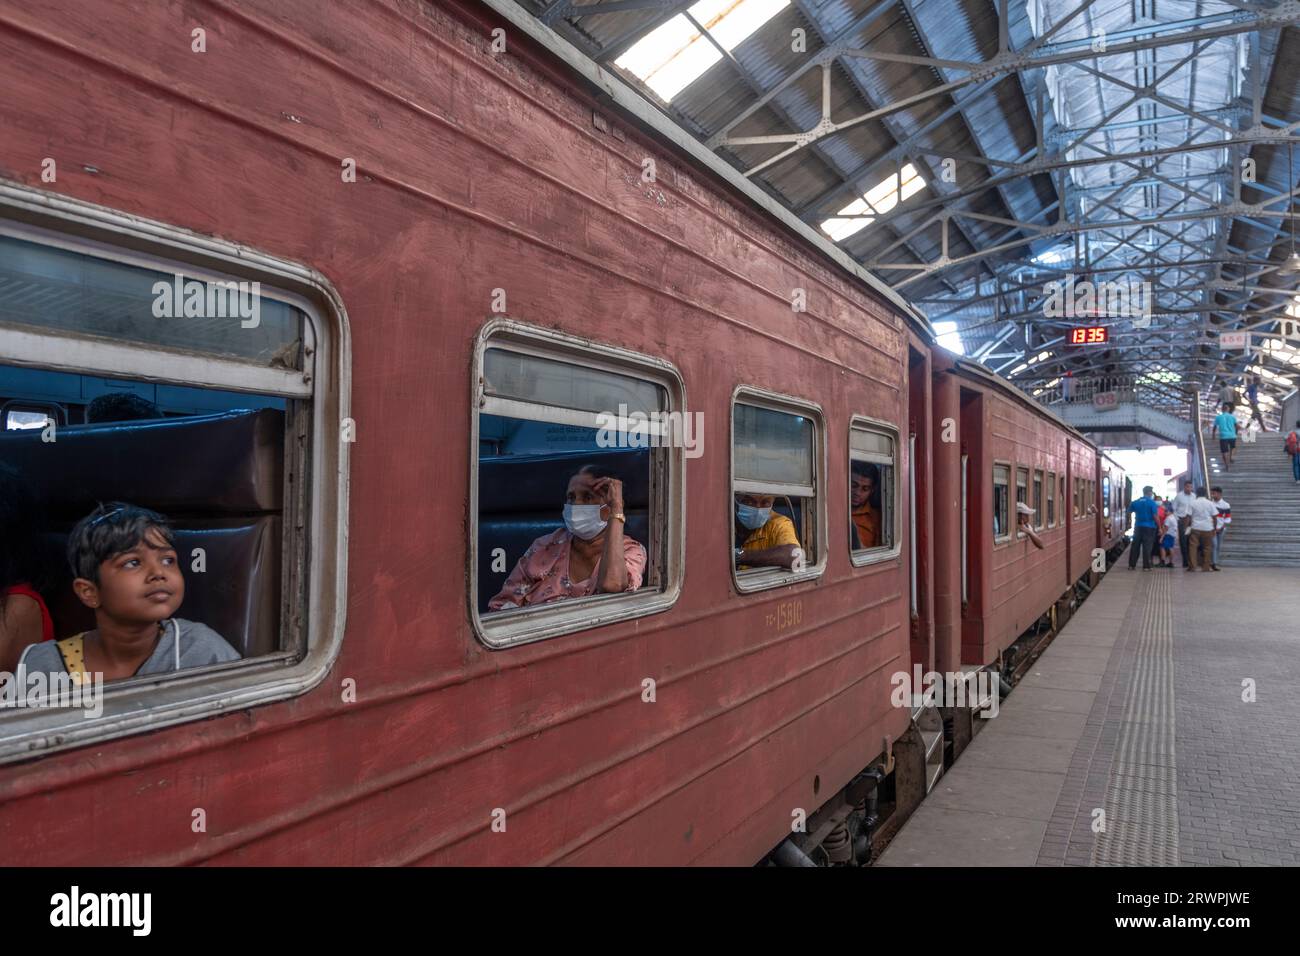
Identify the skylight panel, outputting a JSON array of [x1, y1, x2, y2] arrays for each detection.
[[615, 0, 790, 101], [820, 163, 926, 242], [933, 319, 964, 355]]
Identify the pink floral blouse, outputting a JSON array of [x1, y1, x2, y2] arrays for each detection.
[[487, 528, 646, 611]]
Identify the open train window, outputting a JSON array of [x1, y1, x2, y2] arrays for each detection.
[[992, 463, 1010, 543], [848, 418, 899, 565], [1015, 466, 1029, 537], [1033, 469, 1044, 531], [731, 388, 824, 592], [471, 321, 684, 648], [0, 191, 348, 765], [3, 399, 64, 431], [1046, 471, 1057, 528]]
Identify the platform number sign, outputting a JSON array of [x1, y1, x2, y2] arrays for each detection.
[[1068, 326, 1108, 345]]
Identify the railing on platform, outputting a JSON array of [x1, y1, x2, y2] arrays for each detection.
[[1029, 375, 1186, 416], [1190, 393, 1211, 492]]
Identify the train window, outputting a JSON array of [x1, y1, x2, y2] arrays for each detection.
[[1059, 475, 1066, 523], [993, 463, 1010, 542], [1015, 467, 1029, 537], [1046, 471, 1056, 527], [849, 419, 899, 563], [472, 322, 684, 647], [732, 388, 824, 592], [3, 400, 63, 431], [0, 194, 347, 765], [0, 234, 304, 366], [1102, 476, 1111, 518], [1033, 469, 1044, 530]]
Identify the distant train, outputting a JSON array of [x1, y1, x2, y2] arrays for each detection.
[[0, 0, 1126, 865]]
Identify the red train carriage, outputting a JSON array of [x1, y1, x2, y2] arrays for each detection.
[[0, 0, 1118, 866], [1099, 452, 1131, 553], [932, 356, 1101, 668], [0, 0, 940, 866]]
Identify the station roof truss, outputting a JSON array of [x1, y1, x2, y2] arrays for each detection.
[[504, 0, 1300, 423]]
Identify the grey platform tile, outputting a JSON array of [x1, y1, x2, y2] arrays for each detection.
[[923, 764, 1066, 822], [958, 731, 1080, 774], [982, 707, 1091, 740], [1052, 632, 1121, 649], [1003, 686, 1098, 715], [1035, 648, 1114, 671], [1021, 667, 1105, 693], [876, 804, 1050, 867]]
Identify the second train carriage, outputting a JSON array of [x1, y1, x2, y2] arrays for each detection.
[[0, 0, 1124, 865]]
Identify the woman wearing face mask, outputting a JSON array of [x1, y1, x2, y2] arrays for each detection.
[[734, 493, 801, 569], [487, 464, 646, 611]]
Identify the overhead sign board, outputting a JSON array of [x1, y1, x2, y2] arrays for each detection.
[[1220, 331, 1248, 349]]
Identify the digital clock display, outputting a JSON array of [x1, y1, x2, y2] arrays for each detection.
[[1068, 326, 1109, 345]]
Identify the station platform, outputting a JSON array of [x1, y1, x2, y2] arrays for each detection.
[[878, 563, 1300, 866]]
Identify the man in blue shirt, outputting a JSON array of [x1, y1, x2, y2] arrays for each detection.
[[1127, 485, 1161, 571], [1214, 404, 1239, 469]]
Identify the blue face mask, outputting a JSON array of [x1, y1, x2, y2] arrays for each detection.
[[736, 502, 771, 530]]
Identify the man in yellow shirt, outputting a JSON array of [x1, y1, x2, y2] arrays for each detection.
[[734, 493, 802, 569]]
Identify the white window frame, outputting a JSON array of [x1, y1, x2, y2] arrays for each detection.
[[1033, 468, 1045, 530], [1015, 465, 1029, 539], [0, 180, 351, 766], [470, 319, 686, 649], [993, 461, 1012, 545], [731, 386, 826, 594], [848, 415, 902, 568], [1046, 470, 1057, 528]]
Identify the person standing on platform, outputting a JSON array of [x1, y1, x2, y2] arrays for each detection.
[[1172, 479, 1195, 568], [1210, 487, 1231, 571], [1214, 404, 1239, 470], [1287, 421, 1300, 483], [1126, 485, 1160, 571], [1159, 509, 1178, 568], [1187, 487, 1219, 572]]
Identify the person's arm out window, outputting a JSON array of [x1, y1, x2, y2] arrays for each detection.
[[741, 516, 801, 569]]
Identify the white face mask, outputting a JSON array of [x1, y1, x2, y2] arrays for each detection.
[[563, 503, 607, 540]]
